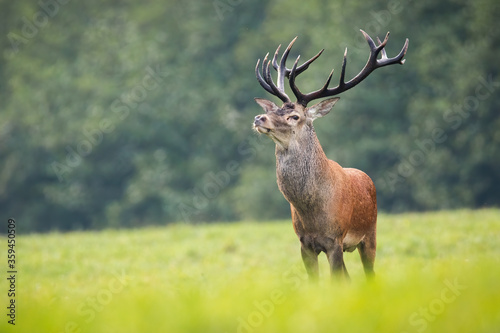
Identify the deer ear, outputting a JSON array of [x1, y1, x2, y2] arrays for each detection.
[[306, 97, 340, 120], [255, 98, 280, 113]]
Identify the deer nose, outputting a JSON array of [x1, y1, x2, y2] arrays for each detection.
[[254, 115, 267, 123]]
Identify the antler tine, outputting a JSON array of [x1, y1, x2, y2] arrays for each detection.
[[377, 36, 388, 60], [270, 37, 324, 78], [364, 30, 407, 67], [289, 55, 303, 103], [271, 44, 284, 90], [288, 48, 324, 78], [264, 58, 291, 103], [255, 57, 274, 95], [271, 44, 281, 71], [360, 30, 389, 63], [256, 52, 291, 103], [256, 54, 275, 95], [277, 37, 296, 92], [392, 38, 409, 65], [338, 47, 347, 88]]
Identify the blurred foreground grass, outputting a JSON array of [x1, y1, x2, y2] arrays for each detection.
[[2, 209, 500, 332]]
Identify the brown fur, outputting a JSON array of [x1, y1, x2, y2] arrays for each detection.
[[254, 98, 377, 280]]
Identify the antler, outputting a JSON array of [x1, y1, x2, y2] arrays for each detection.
[[255, 37, 324, 104], [255, 30, 409, 107]]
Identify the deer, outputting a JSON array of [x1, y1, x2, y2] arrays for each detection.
[[252, 30, 408, 280]]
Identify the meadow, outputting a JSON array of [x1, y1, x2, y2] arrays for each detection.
[[2, 209, 500, 333]]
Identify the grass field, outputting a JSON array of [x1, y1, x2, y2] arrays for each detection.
[[2, 209, 500, 332]]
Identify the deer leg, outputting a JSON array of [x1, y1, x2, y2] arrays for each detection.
[[342, 260, 350, 280], [327, 239, 348, 280], [357, 231, 376, 278], [300, 246, 319, 281]]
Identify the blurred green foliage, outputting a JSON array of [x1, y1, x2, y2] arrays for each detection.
[[0, 0, 499, 231]]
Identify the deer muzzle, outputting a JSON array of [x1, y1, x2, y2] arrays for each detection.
[[253, 115, 271, 133]]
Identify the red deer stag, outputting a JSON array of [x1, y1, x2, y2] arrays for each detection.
[[253, 30, 408, 280]]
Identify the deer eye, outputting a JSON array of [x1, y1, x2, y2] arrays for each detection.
[[289, 115, 299, 121]]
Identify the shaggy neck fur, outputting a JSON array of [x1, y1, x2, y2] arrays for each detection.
[[275, 124, 331, 209]]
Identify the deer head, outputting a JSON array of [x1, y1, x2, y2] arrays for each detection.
[[253, 97, 339, 150], [253, 30, 409, 150]]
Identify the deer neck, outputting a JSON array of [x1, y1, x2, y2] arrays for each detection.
[[275, 125, 331, 207]]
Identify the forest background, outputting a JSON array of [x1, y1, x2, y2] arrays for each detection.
[[1, 0, 498, 232]]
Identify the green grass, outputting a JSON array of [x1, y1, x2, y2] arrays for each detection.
[[2, 209, 500, 332]]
